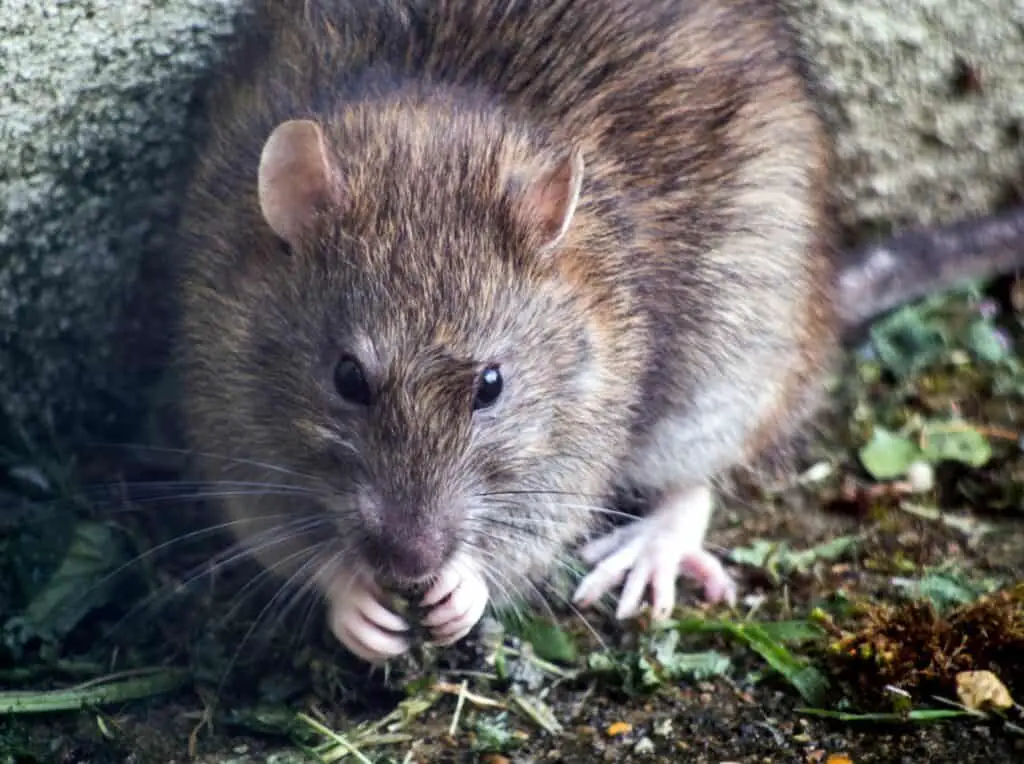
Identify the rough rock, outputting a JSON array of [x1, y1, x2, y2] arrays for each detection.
[[790, 0, 1024, 234], [0, 0, 241, 447], [1, 0, 1022, 451]]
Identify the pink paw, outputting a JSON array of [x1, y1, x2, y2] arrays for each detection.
[[327, 573, 411, 664], [420, 560, 489, 646], [572, 485, 736, 621]]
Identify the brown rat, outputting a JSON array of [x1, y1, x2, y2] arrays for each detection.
[[173, 0, 1024, 664]]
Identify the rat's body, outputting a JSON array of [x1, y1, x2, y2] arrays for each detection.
[[174, 0, 1018, 663]]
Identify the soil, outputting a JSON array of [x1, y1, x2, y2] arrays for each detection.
[[2, 288, 1023, 764]]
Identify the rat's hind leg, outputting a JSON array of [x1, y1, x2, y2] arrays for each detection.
[[572, 484, 736, 620]]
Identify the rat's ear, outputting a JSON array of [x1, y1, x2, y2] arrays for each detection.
[[513, 147, 584, 253], [258, 119, 341, 245]]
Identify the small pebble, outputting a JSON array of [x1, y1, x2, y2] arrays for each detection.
[[606, 721, 632, 737], [633, 737, 655, 755], [906, 460, 935, 493]]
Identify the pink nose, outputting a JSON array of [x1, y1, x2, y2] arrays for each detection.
[[363, 526, 451, 583]]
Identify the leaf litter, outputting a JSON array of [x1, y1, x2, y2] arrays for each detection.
[[1, 286, 1024, 760]]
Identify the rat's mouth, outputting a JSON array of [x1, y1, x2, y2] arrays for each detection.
[[364, 538, 454, 592], [349, 493, 460, 589]]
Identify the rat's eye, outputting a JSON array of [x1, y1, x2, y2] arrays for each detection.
[[473, 364, 503, 411], [334, 355, 372, 405]]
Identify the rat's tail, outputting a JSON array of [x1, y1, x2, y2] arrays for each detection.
[[835, 205, 1024, 339]]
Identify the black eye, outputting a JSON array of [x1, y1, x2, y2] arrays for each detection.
[[334, 355, 372, 405], [473, 364, 503, 411]]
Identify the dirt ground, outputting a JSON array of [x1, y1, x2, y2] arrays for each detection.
[[2, 287, 1023, 763]]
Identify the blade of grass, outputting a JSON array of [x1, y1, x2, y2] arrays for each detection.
[[0, 667, 191, 714], [667, 618, 830, 706], [797, 707, 976, 723]]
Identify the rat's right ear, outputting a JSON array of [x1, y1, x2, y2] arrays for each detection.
[[258, 119, 341, 245], [508, 146, 585, 255]]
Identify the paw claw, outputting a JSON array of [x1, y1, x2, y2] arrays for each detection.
[[572, 485, 735, 621], [678, 548, 737, 606], [327, 574, 411, 664], [421, 560, 488, 646]]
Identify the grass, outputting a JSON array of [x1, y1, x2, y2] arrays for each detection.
[[1, 284, 1023, 762]]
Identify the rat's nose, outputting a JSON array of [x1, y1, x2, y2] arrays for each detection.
[[363, 523, 453, 584]]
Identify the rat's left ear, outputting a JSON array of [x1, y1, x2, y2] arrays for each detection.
[[511, 147, 584, 254], [258, 119, 344, 247]]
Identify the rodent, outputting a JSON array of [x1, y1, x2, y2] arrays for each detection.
[[172, 0, 1024, 664]]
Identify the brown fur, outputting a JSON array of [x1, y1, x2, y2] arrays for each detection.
[[174, 0, 837, 607]]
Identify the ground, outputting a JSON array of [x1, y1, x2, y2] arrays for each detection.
[[1, 283, 1023, 763]]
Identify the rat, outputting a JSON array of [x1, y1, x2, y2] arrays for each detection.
[[172, 0, 1024, 664]]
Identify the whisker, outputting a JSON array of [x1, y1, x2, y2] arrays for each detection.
[[265, 547, 340, 648], [214, 547, 329, 697], [70, 512, 301, 620], [103, 514, 333, 640], [84, 441, 326, 487], [480, 495, 639, 523], [211, 541, 327, 636], [463, 540, 607, 650], [6, 488, 324, 527], [481, 489, 611, 500]]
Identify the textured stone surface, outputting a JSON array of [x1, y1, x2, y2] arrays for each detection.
[[0, 0, 241, 445], [1, 0, 1023, 449], [791, 0, 1024, 234]]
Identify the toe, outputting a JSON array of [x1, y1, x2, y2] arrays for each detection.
[[573, 533, 644, 607], [649, 556, 678, 621], [615, 557, 653, 620], [356, 591, 409, 633], [422, 565, 460, 607], [578, 522, 638, 564], [331, 607, 410, 663], [680, 551, 736, 606], [573, 564, 626, 607], [423, 566, 489, 645], [327, 575, 411, 663], [336, 621, 410, 663]]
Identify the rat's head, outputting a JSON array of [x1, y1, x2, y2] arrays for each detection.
[[185, 106, 645, 605]]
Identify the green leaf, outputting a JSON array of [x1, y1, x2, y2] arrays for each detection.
[[731, 623, 830, 706], [920, 423, 992, 469], [966, 319, 1010, 363], [859, 426, 921, 480], [868, 306, 949, 378], [728, 540, 777, 569], [586, 652, 616, 674], [650, 629, 731, 682], [472, 714, 523, 754], [637, 655, 662, 689], [754, 620, 826, 645], [729, 536, 860, 582], [512, 617, 578, 664], [667, 618, 829, 706], [660, 650, 732, 682], [4, 521, 131, 645], [779, 535, 861, 575], [891, 569, 1002, 611]]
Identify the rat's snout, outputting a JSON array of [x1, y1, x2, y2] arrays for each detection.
[[363, 514, 455, 584]]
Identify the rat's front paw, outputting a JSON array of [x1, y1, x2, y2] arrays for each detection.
[[572, 485, 736, 621], [327, 573, 411, 664], [420, 559, 489, 646]]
